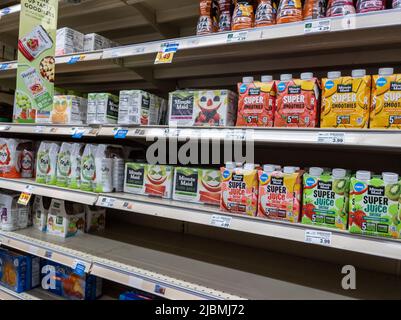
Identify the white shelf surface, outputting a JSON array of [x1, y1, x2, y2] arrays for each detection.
[[0, 285, 41, 300]]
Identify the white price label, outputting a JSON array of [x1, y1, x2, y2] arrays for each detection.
[[210, 215, 232, 229], [226, 31, 248, 43], [28, 245, 40, 255], [34, 126, 46, 133], [305, 230, 332, 246], [133, 128, 146, 136], [317, 132, 345, 144], [226, 129, 246, 141], [304, 19, 331, 34], [128, 276, 144, 289], [100, 197, 115, 208]]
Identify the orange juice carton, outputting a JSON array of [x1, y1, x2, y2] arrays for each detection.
[[220, 163, 259, 216], [173, 167, 221, 205], [370, 68, 401, 129], [276, 0, 302, 24], [51, 95, 87, 125], [0, 139, 34, 179], [237, 76, 276, 127], [321, 70, 371, 128], [274, 73, 320, 127], [257, 165, 303, 223]]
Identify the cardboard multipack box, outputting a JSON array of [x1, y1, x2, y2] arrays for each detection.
[[87, 93, 119, 124], [56, 27, 84, 56], [51, 95, 87, 124], [85, 206, 106, 233], [40, 259, 102, 300], [46, 199, 85, 238], [84, 33, 111, 51], [0, 191, 30, 231], [32, 195, 52, 232], [0, 248, 40, 293]]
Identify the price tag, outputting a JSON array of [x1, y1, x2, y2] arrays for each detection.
[[210, 215, 232, 229], [71, 127, 86, 139], [18, 192, 32, 206], [45, 250, 52, 259], [133, 128, 146, 136], [114, 128, 128, 139], [226, 129, 246, 141], [1, 7, 11, 16], [128, 276, 144, 289], [304, 19, 331, 34], [154, 284, 167, 295], [317, 132, 345, 144], [0, 63, 9, 70], [226, 31, 248, 43], [67, 54, 85, 64], [34, 126, 46, 133], [72, 259, 87, 276], [100, 197, 115, 208], [305, 230, 332, 246], [155, 43, 179, 64], [122, 201, 134, 210]]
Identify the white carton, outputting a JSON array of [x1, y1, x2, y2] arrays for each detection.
[[51, 95, 87, 125], [84, 33, 111, 51], [118, 90, 151, 125], [32, 195, 51, 232], [0, 191, 30, 231], [56, 27, 84, 56]]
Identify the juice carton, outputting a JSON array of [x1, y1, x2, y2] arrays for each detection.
[[80, 144, 98, 192], [257, 166, 303, 223], [274, 73, 320, 128], [46, 199, 85, 238], [370, 68, 401, 129], [51, 95, 87, 125], [95, 145, 124, 193], [237, 76, 276, 127], [36, 141, 60, 185], [321, 70, 371, 128], [0, 191, 30, 231], [124, 163, 146, 195], [220, 163, 259, 216], [56, 27, 84, 56], [41, 259, 102, 300], [118, 90, 151, 125], [302, 167, 350, 230], [349, 171, 401, 238], [32, 195, 51, 232], [276, 0, 302, 24], [0, 249, 40, 293], [144, 165, 174, 199], [173, 167, 221, 205], [96, 93, 119, 124], [168, 90, 195, 126]]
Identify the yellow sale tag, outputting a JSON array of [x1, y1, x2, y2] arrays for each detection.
[[18, 192, 32, 206], [154, 43, 179, 64]]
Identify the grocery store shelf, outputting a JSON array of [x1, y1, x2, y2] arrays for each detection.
[[0, 228, 242, 300], [0, 285, 66, 300], [0, 123, 100, 137], [97, 192, 401, 261], [0, 178, 98, 205]]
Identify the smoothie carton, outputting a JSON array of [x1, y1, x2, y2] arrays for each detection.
[[236, 76, 276, 127], [144, 164, 174, 199], [173, 167, 221, 205], [56, 143, 73, 188], [302, 167, 350, 230], [257, 166, 303, 223], [220, 163, 259, 216], [80, 144, 98, 192], [67, 143, 84, 190], [274, 73, 320, 127], [124, 162, 146, 195], [321, 70, 371, 128], [36, 141, 60, 185], [349, 171, 400, 238], [370, 68, 401, 129]]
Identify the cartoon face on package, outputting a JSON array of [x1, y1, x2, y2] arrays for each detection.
[[194, 90, 237, 127], [144, 165, 174, 199]]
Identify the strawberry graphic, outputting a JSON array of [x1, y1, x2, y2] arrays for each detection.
[[27, 38, 39, 50], [350, 209, 366, 229], [302, 202, 315, 221]]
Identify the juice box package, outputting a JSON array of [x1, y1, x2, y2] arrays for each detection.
[[80, 144, 97, 192], [274, 73, 320, 127], [0, 191, 30, 231], [84, 33, 111, 51], [321, 70, 371, 128], [124, 163, 147, 195], [46, 199, 85, 238], [32, 195, 51, 232], [302, 168, 350, 230], [85, 206, 106, 233], [0, 249, 40, 293], [220, 163, 259, 216], [349, 172, 401, 238], [173, 167, 221, 205], [236, 76, 276, 127], [168, 90, 195, 126], [96, 93, 119, 124], [40, 259, 102, 300], [370, 68, 401, 128], [144, 164, 174, 199], [51, 95, 87, 125], [257, 167, 303, 223], [36, 141, 60, 185], [118, 90, 151, 125], [56, 27, 84, 56]]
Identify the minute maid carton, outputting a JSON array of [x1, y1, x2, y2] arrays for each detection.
[[321, 70, 371, 128], [349, 171, 401, 239], [173, 167, 221, 205], [302, 167, 350, 230], [370, 68, 401, 128]]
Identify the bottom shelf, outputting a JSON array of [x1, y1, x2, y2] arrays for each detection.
[[0, 286, 64, 300]]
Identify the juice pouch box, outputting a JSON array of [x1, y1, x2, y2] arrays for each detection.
[[51, 95, 87, 125], [274, 73, 320, 127], [220, 163, 259, 216], [370, 68, 401, 129], [257, 167, 303, 223], [349, 172, 400, 239], [321, 70, 371, 128], [33, 195, 51, 232], [302, 168, 350, 230], [0, 191, 30, 231], [80, 144, 98, 192], [96, 93, 119, 124], [36, 141, 60, 185], [118, 90, 151, 125], [144, 165, 174, 199], [124, 163, 146, 195], [194, 90, 237, 127], [237, 76, 276, 127], [168, 90, 195, 126], [173, 168, 221, 205], [41, 260, 102, 300]]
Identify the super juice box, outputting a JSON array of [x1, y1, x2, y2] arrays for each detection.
[[321, 70, 371, 128], [274, 73, 320, 128], [370, 68, 401, 128], [349, 171, 401, 238], [302, 167, 350, 230], [257, 166, 303, 223], [236, 76, 276, 127], [220, 163, 259, 216]]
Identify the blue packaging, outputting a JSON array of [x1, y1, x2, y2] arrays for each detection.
[[119, 289, 158, 300], [40, 259, 102, 300]]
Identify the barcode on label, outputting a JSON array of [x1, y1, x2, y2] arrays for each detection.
[[305, 230, 332, 246], [210, 215, 232, 228], [317, 132, 345, 144]]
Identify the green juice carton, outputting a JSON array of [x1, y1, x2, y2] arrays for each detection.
[[302, 167, 350, 230], [124, 163, 147, 195], [349, 171, 401, 239]]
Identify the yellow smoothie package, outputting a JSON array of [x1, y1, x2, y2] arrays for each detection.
[[370, 68, 401, 129], [321, 70, 371, 128]]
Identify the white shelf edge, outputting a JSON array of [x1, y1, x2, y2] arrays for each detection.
[[0, 4, 21, 18], [0, 285, 41, 300]]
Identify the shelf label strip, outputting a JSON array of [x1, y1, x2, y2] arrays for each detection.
[[305, 230, 332, 246]]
